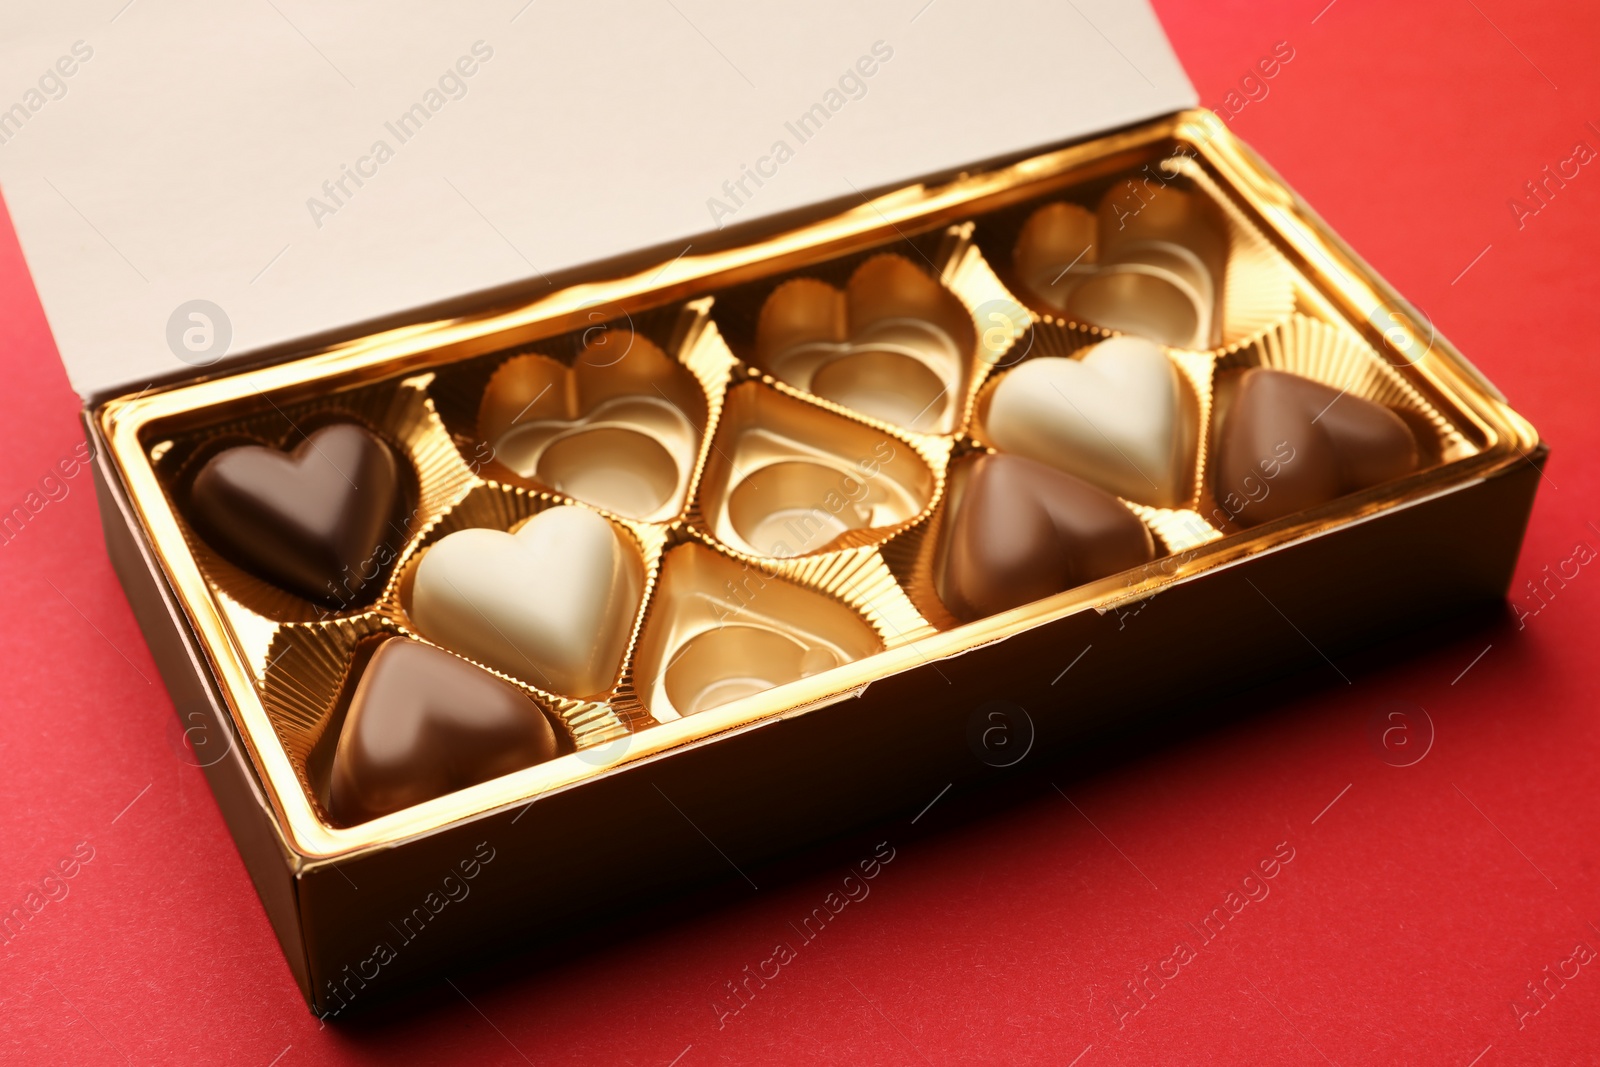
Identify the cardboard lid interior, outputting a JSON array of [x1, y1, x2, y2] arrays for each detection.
[[0, 0, 1193, 400]]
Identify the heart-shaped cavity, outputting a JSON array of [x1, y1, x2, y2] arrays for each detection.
[[936, 453, 1158, 623], [1211, 368, 1420, 528], [753, 255, 976, 433], [1012, 185, 1228, 349], [631, 544, 883, 720], [698, 382, 935, 558], [980, 336, 1196, 508], [327, 638, 560, 825], [408, 505, 644, 697], [476, 332, 703, 521], [187, 422, 403, 607]]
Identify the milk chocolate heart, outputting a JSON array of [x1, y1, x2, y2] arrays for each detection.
[[981, 336, 1194, 508], [410, 505, 643, 696], [755, 255, 976, 433], [328, 639, 559, 825], [188, 423, 402, 606], [1212, 368, 1420, 528], [937, 453, 1157, 623], [477, 333, 703, 522]]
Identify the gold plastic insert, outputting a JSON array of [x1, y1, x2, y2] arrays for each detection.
[[93, 111, 1537, 861]]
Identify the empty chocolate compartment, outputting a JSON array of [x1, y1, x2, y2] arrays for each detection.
[[631, 542, 884, 721], [475, 331, 707, 522], [695, 381, 939, 559], [1012, 185, 1222, 348], [1004, 166, 1294, 351], [750, 255, 977, 434]]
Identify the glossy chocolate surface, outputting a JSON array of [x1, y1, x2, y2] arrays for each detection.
[[409, 505, 644, 697], [938, 453, 1158, 623], [1213, 369, 1420, 528], [328, 639, 559, 825], [981, 337, 1194, 509], [187, 423, 401, 606]]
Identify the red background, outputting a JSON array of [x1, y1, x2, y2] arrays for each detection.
[[2, 1, 1597, 1063]]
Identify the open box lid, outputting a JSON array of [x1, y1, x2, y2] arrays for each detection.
[[0, 0, 1193, 401]]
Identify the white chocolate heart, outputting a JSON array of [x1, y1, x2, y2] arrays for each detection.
[[410, 505, 643, 697], [983, 336, 1194, 508]]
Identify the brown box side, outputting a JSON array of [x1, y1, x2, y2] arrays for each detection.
[[291, 447, 1543, 1015], [87, 416, 315, 1003]]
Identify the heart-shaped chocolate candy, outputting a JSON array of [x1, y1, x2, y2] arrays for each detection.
[[1212, 368, 1420, 528], [982, 336, 1194, 508], [188, 423, 401, 606], [410, 505, 643, 697], [328, 639, 559, 825], [937, 453, 1157, 623], [754, 255, 976, 433]]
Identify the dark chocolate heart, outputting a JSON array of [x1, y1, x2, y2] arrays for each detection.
[[328, 639, 559, 825], [188, 423, 401, 606], [937, 453, 1158, 623], [1212, 368, 1419, 528]]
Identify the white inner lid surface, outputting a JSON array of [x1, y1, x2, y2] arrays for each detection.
[[0, 0, 1193, 398]]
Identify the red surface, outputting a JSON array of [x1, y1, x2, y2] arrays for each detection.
[[2, 1, 1597, 1063]]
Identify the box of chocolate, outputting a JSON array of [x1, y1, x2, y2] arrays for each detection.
[[4, 4, 1541, 1014]]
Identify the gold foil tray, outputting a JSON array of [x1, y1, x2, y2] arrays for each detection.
[[96, 111, 1531, 859]]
